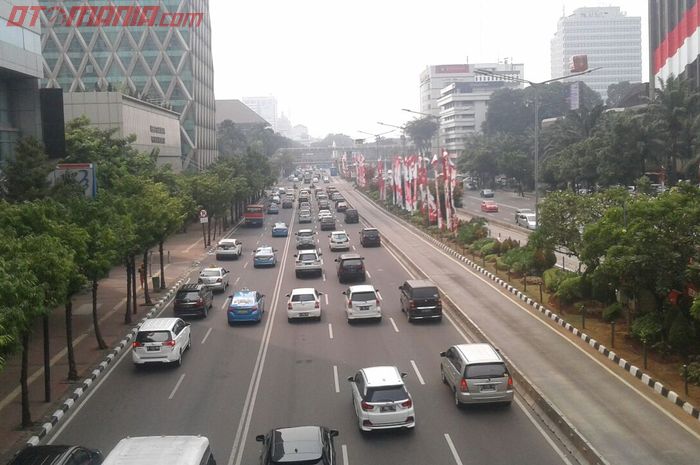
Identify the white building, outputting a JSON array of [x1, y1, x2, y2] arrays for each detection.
[[420, 64, 474, 117], [429, 63, 524, 157], [63, 92, 182, 171], [241, 96, 278, 132], [550, 7, 641, 101]]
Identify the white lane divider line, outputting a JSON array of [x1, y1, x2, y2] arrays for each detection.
[[333, 365, 340, 393], [366, 270, 371, 278], [377, 291, 383, 301], [243, 261, 248, 269], [201, 328, 213, 345], [410, 360, 425, 385], [168, 374, 186, 400], [220, 299, 229, 311], [322, 272, 326, 282], [235, 276, 240, 284], [352, 245, 356, 251], [444, 434, 464, 465], [341, 444, 349, 465], [328, 323, 334, 340], [389, 317, 400, 333], [325, 294, 329, 306]]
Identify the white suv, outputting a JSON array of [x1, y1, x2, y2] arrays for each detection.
[[329, 231, 350, 251], [132, 318, 191, 367], [294, 249, 323, 278], [343, 285, 381, 322], [286, 288, 323, 321], [215, 238, 242, 260], [295, 229, 316, 249], [347, 366, 415, 432]]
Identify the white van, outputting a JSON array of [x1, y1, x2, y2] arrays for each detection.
[[103, 436, 216, 465]]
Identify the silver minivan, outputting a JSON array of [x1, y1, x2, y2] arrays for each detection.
[[440, 343, 513, 407], [103, 436, 216, 465]]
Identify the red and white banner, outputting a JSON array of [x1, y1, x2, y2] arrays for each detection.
[[431, 153, 443, 230], [653, 2, 700, 83], [377, 158, 385, 201]]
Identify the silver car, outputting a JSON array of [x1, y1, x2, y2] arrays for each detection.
[[348, 366, 415, 432], [440, 343, 513, 407], [294, 249, 323, 278], [298, 209, 312, 224], [197, 267, 230, 292], [295, 228, 316, 249]]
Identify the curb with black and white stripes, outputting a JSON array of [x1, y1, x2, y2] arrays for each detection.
[[358, 189, 700, 423]]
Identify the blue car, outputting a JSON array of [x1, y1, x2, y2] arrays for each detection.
[[272, 222, 289, 237], [227, 289, 265, 324], [253, 246, 277, 267]]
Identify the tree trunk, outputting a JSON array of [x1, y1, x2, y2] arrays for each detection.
[[43, 316, 50, 402], [92, 279, 107, 349], [207, 219, 212, 246], [131, 256, 137, 314], [21, 332, 31, 428], [124, 257, 132, 324], [65, 298, 78, 381], [159, 241, 166, 289], [143, 250, 153, 306]]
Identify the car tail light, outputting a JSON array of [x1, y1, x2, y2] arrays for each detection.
[[132, 341, 142, 348], [315, 301, 320, 309], [288, 302, 293, 310], [375, 298, 380, 305], [401, 399, 413, 408], [162, 340, 176, 347], [507, 376, 513, 388], [460, 378, 469, 392], [409, 300, 416, 309], [361, 401, 373, 411], [348, 300, 353, 309], [197, 298, 203, 305]]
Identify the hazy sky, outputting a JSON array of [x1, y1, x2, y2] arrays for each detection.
[[210, 0, 648, 139]]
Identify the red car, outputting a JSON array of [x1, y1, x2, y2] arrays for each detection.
[[481, 200, 499, 213]]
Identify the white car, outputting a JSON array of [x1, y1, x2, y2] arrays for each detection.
[[286, 288, 323, 321], [343, 285, 381, 322], [294, 249, 323, 278], [216, 238, 242, 260], [516, 213, 537, 230], [318, 209, 332, 220], [348, 366, 415, 432], [132, 318, 191, 367], [198, 267, 230, 292], [298, 209, 313, 224], [329, 231, 351, 251]]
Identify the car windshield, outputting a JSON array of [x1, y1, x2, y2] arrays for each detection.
[[136, 331, 170, 343], [291, 293, 315, 302], [200, 270, 220, 277], [366, 385, 408, 402], [464, 363, 508, 379], [351, 291, 376, 302], [412, 287, 439, 299], [299, 253, 317, 261], [176, 291, 200, 301]]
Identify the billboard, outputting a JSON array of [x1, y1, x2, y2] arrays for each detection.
[[48, 163, 97, 198], [435, 64, 469, 74]]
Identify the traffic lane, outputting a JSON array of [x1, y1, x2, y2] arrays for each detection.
[[240, 218, 566, 465], [51, 218, 288, 455], [347, 189, 700, 465]]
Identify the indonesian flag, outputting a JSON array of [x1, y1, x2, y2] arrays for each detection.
[[404, 156, 413, 212], [377, 157, 385, 200], [431, 153, 443, 229], [393, 157, 402, 205]]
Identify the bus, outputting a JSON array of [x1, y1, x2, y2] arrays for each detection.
[[243, 204, 264, 227]]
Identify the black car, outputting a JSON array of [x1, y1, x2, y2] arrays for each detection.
[[344, 209, 359, 223], [8, 445, 103, 465], [359, 228, 380, 247], [256, 426, 338, 465], [174, 283, 214, 318], [335, 253, 366, 283], [399, 279, 442, 322]]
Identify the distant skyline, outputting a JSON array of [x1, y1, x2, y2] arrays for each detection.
[[211, 1, 647, 139]]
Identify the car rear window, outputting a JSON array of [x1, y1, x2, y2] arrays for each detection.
[[366, 385, 408, 402], [291, 293, 315, 302], [351, 291, 376, 302], [299, 253, 317, 261], [363, 230, 378, 237], [464, 363, 508, 379], [176, 291, 200, 301], [136, 330, 171, 343], [298, 231, 313, 237], [342, 259, 363, 267], [411, 287, 439, 299], [201, 270, 220, 277]]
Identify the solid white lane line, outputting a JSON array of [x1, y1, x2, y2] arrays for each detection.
[[376, 291, 383, 301], [444, 434, 464, 465], [352, 245, 356, 251], [168, 374, 186, 400], [325, 294, 329, 306], [220, 299, 229, 311], [389, 317, 399, 333], [341, 445, 349, 465], [328, 323, 334, 339], [366, 270, 371, 278], [410, 360, 425, 385], [243, 261, 248, 269], [515, 397, 573, 464], [322, 272, 326, 282], [333, 365, 340, 393], [235, 276, 240, 284], [201, 328, 213, 345]]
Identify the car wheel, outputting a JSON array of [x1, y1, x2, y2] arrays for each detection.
[[375, 316, 382, 322], [175, 350, 183, 367], [454, 389, 461, 408], [187, 335, 192, 350], [440, 367, 447, 384], [202, 306, 208, 318], [295, 271, 301, 278]]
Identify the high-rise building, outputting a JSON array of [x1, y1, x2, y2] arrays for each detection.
[[550, 7, 642, 101], [420, 64, 474, 117], [39, 0, 216, 170], [650, 1, 700, 90], [0, 0, 43, 164], [242, 96, 278, 132]]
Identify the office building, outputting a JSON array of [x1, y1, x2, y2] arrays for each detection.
[[0, 0, 43, 164], [215, 99, 269, 127], [242, 96, 278, 132], [551, 6, 642, 100], [39, 0, 216, 170], [436, 63, 524, 157], [63, 91, 182, 171], [650, 0, 700, 89], [420, 64, 474, 117]]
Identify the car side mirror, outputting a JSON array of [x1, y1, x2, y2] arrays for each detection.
[[285, 294, 290, 297], [185, 322, 191, 326], [330, 429, 339, 437], [439, 351, 446, 357], [293, 254, 297, 257], [342, 291, 346, 295], [347, 376, 354, 382], [401, 372, 408, 378], [255, 434, 265, 442], [398, 286, 402, 290]]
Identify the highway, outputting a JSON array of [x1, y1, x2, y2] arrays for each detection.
[[45, 180, 571, 465]]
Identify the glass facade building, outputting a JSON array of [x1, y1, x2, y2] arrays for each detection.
[[39, 0, 216, 170]]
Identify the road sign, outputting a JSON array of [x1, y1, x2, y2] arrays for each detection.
[[199, 209, 208, 224]]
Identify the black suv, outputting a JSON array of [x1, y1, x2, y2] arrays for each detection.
[[335, 253, 366, 283], [399, 279, 442, 322], [359, 228, 380, 247], [174, 283, 214, 318], [256, 426, 338, 465], [344, 208, 359, 223], [8, 446, 103, 465]]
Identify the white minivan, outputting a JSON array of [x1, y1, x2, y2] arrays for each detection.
[[343, 285, 381, 322], [103, 436, 216, 465], [132, 318, 191, 367]]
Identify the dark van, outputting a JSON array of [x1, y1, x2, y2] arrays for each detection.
[[399, 279, 442, 322], [335, 254, 366, 283], [344, 209, 359, 223]]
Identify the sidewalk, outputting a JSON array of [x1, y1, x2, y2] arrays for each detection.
[[0, 222, 217, 461]]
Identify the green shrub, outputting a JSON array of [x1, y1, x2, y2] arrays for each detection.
[[499, 238, 519, 254], [556, 276, 585, 304], [668, 313, 695, 355], [602, 302, 623, 322], [457, 218, 488, 245], [495, 257, 508, 271], [542, 268, 572, 292], [469, 237, 495, 254], [485, 253, 498, 263], [683, 362, 700, 385], [532, 248, 557, 274], [589, 272, 615, 303], [631, 312, 663, 344], [480, 241, 499, 256]]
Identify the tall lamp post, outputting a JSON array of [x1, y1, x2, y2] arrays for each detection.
[[377, 122, 407, 156], [473, 66, 600, 226], [358, 129, 394, 165]]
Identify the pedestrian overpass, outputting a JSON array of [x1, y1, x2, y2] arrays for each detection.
[[275, 144, 415, 167]]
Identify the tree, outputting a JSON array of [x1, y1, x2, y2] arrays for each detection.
[[606, 81, 634, 107], [217, 120, 249, 157], [404, 118, 437, 155], [1, 137, 53, 202]]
